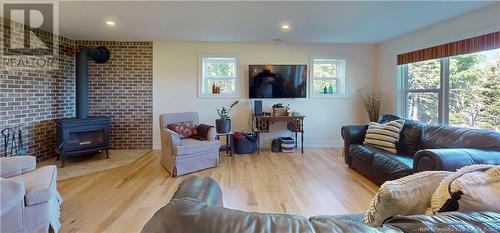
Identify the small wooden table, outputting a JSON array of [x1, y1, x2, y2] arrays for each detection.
[[216, 132, 233, 156], [254, 115, 305, 153]]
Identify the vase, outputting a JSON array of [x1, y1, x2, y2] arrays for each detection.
[[215, 119, 231, 133]]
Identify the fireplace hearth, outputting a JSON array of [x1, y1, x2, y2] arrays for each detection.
[[55, 46, 111, 167]]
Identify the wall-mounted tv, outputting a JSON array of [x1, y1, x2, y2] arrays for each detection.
[[249, 65, 307, 99]]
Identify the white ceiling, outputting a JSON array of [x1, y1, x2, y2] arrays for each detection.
[[59, 1, 493, 44]]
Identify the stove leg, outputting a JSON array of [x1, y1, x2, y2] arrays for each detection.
[[106, 149, 110, 159], [61, 155, 65, 168]]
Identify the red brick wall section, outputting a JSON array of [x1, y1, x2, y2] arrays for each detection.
[[1, 18, 153, 160], [1, 18, 76, 160], [75, 41, 153, 150]]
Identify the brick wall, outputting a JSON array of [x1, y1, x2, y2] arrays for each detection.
[[76, 41, 153, 149], [1, 18, 76, 160], [1, 18, 153, 159]]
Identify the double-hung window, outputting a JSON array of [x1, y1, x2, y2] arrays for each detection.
[[310, 58, 347, 97], [399, 48, 499, 130], [199, 56, 238, 97]]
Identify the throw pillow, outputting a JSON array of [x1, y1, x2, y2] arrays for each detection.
[[364, 170, 452, 227], [427, 164, 500, 215], [364, 119, 405, 153], [167, 121, 197, 139]]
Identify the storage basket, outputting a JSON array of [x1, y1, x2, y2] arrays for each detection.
[[280, 137, 295, 153], [233, 132, 257, 154], [271, 139, 281, 152]]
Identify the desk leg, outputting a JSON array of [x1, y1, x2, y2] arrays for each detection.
[[301, 132, 304, 154], [257, 132, 260, 154], [295, 132, 297, 149]]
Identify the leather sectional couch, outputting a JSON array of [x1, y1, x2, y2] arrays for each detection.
[[142, 176, 500, 233], [342, 114, 500, 185]]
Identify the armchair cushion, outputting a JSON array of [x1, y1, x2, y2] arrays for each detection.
[[10, 165, 57, 206], [174, 139, 220, 156], [0, 156, 36, 178]]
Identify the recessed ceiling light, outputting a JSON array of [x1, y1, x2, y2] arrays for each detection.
[[281, 24, 290, 29], [106, 21, 115, 26]]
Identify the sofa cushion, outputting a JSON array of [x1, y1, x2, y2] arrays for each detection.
[[421, 124, 500, 151], [10, 165, 57, 206], [396, 120, 424, 156], [364, 170, 452, 227], [349, 144, 376, 164], [364, 119, 405, 153], [372, 153, 413, 179], [175, 138, 220, 156]]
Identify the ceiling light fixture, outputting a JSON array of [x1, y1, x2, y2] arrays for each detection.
[[281, 24, 290, 29], [106, 21, 116, 26]]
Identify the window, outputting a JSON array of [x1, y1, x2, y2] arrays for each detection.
[[199, 56, 238, 97], [399, 48, 499, 130], [310, 58, 346, 97]]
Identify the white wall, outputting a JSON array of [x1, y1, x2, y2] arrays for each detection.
[[153, 42, 376, 149], [375, 3, 500, 114]]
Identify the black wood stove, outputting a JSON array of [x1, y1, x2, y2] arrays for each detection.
[[56, 46, 111, 167]]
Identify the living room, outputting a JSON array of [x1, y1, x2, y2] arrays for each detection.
[[1, 1, 499, 233]]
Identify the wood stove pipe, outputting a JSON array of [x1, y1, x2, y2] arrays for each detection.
[[76, 46, 110, 119]]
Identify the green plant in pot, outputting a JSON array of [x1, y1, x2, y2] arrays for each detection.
[[216, 100, 239, 133]]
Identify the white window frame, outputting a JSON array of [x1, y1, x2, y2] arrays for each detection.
[[198, 55, 239, 98], [398, 57, 451, 125], [309, 56, 347, 98]]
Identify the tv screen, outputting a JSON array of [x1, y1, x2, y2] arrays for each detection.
[[249, 65, 307, 98]]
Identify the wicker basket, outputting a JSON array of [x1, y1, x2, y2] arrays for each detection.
[[273, 107, 288, 116]]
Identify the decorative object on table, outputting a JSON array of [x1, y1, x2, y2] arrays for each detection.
[[233, 132, 257, 154], [272, 103, 289, 116], [280, 137, 295, 153], [215, 100, 239, 133], [253, 100, 263, 116], [271, 138, 281, 152], [323, 86, 328, 94], [358, 88, 383, 122], [1, 127, 27, 157]]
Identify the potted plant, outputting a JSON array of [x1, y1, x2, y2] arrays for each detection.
[[358, 88, 383, 122], [216, 100, 239, 133]]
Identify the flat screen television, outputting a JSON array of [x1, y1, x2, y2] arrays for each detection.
[[249, 65, 307, 98]]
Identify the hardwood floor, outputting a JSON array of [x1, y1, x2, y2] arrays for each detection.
[[58, 148, 378, 233]]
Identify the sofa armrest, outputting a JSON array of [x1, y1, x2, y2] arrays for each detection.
[[161, 128, 181, 148], [0, 178, 25, 216], [171, 176, 223, 208], [0, 156, 36, 178], [413, 149, 500, 173], [207, 127, 217, 142], [341, 125, 368, 165]]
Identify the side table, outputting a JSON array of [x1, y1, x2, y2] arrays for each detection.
[[216, 132, 233, 156]]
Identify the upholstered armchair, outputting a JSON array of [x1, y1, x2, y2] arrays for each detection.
[[159, 112, 220, 176], [0, 156, 62, 233]]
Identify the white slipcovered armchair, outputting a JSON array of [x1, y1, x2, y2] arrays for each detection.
[[159, 112, 220, 176], [0, 156, 62, 233]]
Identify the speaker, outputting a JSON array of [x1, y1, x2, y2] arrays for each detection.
[[254, 100, 263, 116]]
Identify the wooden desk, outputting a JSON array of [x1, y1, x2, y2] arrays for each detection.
[[254, 115, 305, 153]]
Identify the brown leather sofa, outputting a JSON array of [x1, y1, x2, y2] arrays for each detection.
[[342, 114, 500, 185], [142, 176, 500, 233]]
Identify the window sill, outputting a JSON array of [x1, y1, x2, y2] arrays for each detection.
[[198, 94, 239, 99], [309, 94, 349, 99]]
